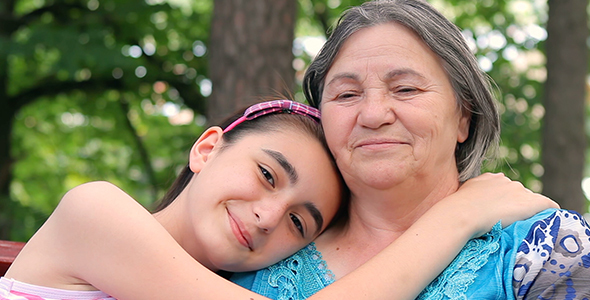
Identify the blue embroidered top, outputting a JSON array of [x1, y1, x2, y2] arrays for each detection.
[[231, 209, 590, 299]]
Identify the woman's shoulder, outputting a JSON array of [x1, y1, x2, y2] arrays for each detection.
[[418, 209, 590, 299], [511, 208, 589, 262], [503, 208, 589, 261], [504, 208, 584, 237], [511, 208, 590, 299]]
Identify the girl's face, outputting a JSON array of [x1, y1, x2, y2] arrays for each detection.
[[181, 127, 341, 272]]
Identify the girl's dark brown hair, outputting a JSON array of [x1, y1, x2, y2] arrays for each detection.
[[152, 106, 248, 213], [152, 103, 349, 226]]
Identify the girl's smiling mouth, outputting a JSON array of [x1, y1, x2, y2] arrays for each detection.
[[227, 208, 253, 251]]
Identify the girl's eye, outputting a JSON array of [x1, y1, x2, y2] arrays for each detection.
[[290, 213, 304, 237], [259, 166, 275, 187]]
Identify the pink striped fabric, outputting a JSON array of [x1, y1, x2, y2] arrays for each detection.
[[0, 278, 115, 300], [223, 100, 321, 132]]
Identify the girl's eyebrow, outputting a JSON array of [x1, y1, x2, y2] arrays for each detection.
[[262, 149, 298, 184], [305, 202, 324, 236], [262, 149, 324, 234]]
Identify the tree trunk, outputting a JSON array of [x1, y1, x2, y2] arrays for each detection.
[[542, 0, 588, 212], [207, 0, 297, 125]]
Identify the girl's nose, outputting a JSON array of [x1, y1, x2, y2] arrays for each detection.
[[252, 199, 288, 233]]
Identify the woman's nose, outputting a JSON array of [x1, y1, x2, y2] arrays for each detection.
[[357, 91, 396, 128]]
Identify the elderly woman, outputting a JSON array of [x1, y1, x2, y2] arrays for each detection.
[[233, 0, 590, 299]]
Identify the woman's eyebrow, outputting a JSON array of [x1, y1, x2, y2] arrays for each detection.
[[385, 68, 426, 80], [262, 149, 298, 184], [325, 72, 359, 87]]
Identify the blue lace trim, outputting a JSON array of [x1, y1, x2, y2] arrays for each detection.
[[264, 224, 502, 300], [417, 223, 503, 300], [267, 243, 335, 300]]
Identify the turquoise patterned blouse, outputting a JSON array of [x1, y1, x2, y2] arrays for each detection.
[[232, 209, 590, 299]]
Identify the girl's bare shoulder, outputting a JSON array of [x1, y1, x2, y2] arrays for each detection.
[[5, 181, 150, 289], [55, 181, 149, 223]]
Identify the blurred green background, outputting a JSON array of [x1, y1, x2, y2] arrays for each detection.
[[1, 0, 589, 241]]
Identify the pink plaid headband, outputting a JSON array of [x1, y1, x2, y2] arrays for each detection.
[[223, 100, 321, 133]]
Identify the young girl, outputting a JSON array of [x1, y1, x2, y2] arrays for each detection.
[[1, 100, 556, 300]]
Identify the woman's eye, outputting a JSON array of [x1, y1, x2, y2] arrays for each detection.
[[395, 86, 418, 94], [290, 213, 304, 237], [337, 92, 358, 100], [259, 166, 275, 187]]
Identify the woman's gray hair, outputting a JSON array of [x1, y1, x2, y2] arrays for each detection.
[[303, 0, 500, 182]]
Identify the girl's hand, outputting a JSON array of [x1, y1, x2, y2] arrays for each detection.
[[444, 173, 559, 238]]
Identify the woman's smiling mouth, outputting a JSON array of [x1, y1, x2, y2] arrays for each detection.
[[354, 138, 409, 150]]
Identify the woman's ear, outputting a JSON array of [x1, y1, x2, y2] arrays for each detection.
[[189, 126, 224, 173], [457, 110, 471, 143]]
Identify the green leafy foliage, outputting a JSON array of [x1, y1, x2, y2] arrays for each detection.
[[3, 0, 212, 240], [433, 0, 551, 192]]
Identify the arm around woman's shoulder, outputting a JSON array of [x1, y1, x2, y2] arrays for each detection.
[[511, 208, 590, 299]]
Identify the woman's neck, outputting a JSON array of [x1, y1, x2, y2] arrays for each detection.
[[349, 173, 460, 229], [316, 173, 461, 278]]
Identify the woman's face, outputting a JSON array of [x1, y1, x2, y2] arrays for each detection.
[[320, 22, 470, 192], [185, 128, 341, 272]]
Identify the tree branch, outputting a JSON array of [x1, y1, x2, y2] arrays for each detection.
[[0, 3, 86, 35], [84, 3, 207, 114], [9, 77, 124, 112], [118, 97, 158, 203]]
